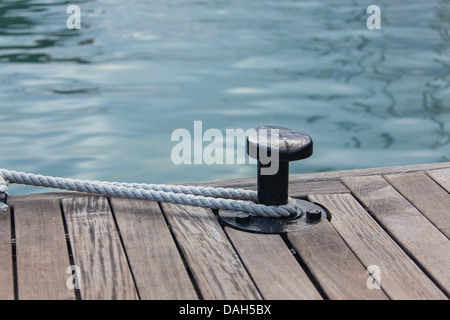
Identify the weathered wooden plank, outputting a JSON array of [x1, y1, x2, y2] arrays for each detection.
[[427, 168, 450, 194], [310, 193, 446, 299], [0, 205, 14, 300], [109, 197, 197, 300], [160, 203, 261, 300], [189, 162, 450, 187], [385, 171, 450, 239], [225, 227, 322, 300], [289, 180, 349, 198], [341, 175, 450, 298], [62, 196, 138, 300], [289, 162, 450, 183], [287, 220, 387, 300], [9, 192, 97, 203], [14, 200, 75, 300]]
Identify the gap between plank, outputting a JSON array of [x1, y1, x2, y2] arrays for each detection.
[[157, 201, 203, 300], [340, 176, 450, 299], [216, 207, 326, 300], [9, 205, 18, 300], [385, 173, 450, 241], [58, 200, 81, 300], [217, 215, 265, 299], [106, 197, 142, 300], [279, 233, 329, 300]]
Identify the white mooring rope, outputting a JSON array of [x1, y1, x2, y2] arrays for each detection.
[[0, 169, 300, 217]]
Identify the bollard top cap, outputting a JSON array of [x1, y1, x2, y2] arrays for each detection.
[[247, 125, 313, 162]]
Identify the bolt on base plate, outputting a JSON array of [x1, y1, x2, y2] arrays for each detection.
[[218, 199, 328, 234]]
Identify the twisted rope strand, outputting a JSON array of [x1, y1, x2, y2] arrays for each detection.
[[0, 175, 7, 211], [0, 168, 298, 217]]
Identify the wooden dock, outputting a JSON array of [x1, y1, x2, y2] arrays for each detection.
[[1, 162, 450, 300]]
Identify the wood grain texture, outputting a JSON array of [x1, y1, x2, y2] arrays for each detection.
[[310, 193, 446, 299], [288, 180, 349, 198], [225, 227, 322, 300], [341, 175, 450, 298], [62, 196, 138, 300], [287, 220, 387, 300], [110, 197, 197, 300], [188, 162, 450, 187], [8, 192, 97, 203], [385, 171, 450, 239], [427, 168, 450, 194], [14, 200, 75, 300], [289, 162, 450, 183], [0, 205, 14, 300], [161, 202, 261, 300]]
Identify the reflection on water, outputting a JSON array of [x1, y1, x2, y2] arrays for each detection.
[[1, 0, 450, 195]]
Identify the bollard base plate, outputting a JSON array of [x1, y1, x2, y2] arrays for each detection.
[[218, 199, 328, 234]]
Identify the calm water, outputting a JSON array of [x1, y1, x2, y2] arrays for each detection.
[[1, 0, 450, 195]]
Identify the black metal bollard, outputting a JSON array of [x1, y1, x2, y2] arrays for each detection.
[[247, 125, 313, 206], [219, 125, 326, 234]]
